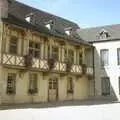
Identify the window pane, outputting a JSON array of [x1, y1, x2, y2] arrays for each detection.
[[35, 43, 40, 49], [35, 50, 40, 58], [119, 77, 120, 94], [29, 73, 38, 93], [117, 48, 120, 65], [79, 52, 83, 65], [100, 49, 109, 66], [29, 41, 34, 48], [29, 41, 40, 58], [52, 46, 59, 60], [101, 77, 110, 96], [7, 73, 16, 94], [68, 49, 74, 63], [9, 37, 17, 54], [64, 49, 67, 60], [10, 46, 17, 54]]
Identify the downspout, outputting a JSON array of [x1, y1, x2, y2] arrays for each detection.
[[92, 46, 95, 96]]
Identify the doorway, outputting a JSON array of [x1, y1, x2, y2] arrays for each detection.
[[48, 78, 58, 101]]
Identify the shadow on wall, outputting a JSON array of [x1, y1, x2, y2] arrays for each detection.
[[94, 48, 117, 101], [0, 99, 117, 110]]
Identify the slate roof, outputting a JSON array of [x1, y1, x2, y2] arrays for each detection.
[[4, 0, 90, 46], [79, 24, 120, 42]]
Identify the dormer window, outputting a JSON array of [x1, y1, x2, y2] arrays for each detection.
[[45, 24, 51, 29], [45, 20, 54, 30], [25, 16, 31, 22], [25, 13, 34, 23], [99, 29, 110, 39], [65, 27, 72, 36], [65, 30, 70, 35]]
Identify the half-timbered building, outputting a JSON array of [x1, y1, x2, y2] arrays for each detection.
[[0, 0, 94, 104]]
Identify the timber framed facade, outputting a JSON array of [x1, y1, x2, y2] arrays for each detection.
[[0, 0, 94, 104]]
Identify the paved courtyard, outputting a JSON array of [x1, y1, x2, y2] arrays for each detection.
[[0, 100, 119, 120]]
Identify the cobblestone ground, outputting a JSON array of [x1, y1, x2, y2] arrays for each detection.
[[0, 100, 119, 120]]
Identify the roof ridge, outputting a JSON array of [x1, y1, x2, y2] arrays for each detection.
[[80, 24, 120, 30]]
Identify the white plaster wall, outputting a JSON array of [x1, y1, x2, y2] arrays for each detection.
[[93, 41, 120, 100]]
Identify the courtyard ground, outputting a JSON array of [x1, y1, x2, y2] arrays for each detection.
[[0, 100, 119, 120]]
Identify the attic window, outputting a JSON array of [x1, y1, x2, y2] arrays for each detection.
[[25, 16, 31, 22], [99, 29, 110, 39], [25, 13, 34, 23], [65, 27, 72, 36], [45, 20, 54, 30]]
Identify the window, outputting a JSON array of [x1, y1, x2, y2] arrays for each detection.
[[79, 52, 83, 65], [119, 77, 120, 94], [68, 49, 74, 63], [52, 46, 59, 60], [29, 41, 40, 58], [9, 37, 18, 54], [49, 78, 58, 89], [100, 49, 109, 66], [28, 73, 38, 94], [6, 73, 16, 94], [101, 77, 110, 96], [67, 77, 73, 93], [64, 48, 67, 60], [117, 48, 120, 65], [99, 29, 110, 40]]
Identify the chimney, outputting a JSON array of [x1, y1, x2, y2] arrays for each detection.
[[0, 0, 8, 20]]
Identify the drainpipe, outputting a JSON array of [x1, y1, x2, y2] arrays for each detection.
[[92, 46, 95, 96]]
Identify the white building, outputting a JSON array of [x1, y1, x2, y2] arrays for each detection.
[[80, 25, 120, 101]]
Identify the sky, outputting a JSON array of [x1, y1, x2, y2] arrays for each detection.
[[17, 0, 120, 28]]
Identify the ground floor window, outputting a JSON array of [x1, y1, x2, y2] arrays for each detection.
[[67, 77, 73, 93], [6, 73, 16, 94], [101, 77, 110, 96], [28, 73, 38, 94]]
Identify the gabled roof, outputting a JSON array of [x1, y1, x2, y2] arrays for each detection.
[[6, 0, 91, 46], [79, 24, 120, 42]]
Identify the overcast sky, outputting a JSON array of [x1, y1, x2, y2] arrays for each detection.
[[17, 0, 120, 28]]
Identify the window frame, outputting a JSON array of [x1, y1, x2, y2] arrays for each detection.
[[119, 77, 120, 95], [52, 46, 59, 60], [29, 41, 41, 58], [79, 52, 83, 65], [68, 49, 74, 64], [117, 48, 120, 65], [6, 73, 16, 95], [28, 73, 38, 94], [100, 49, 109, 66], [101, 77, 110, 96], [9, 36, 18, 54]]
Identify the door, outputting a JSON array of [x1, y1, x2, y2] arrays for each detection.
[[48, 78, 58, 101], [67, 77, 73, 100], [101, 77, 110, 96]]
